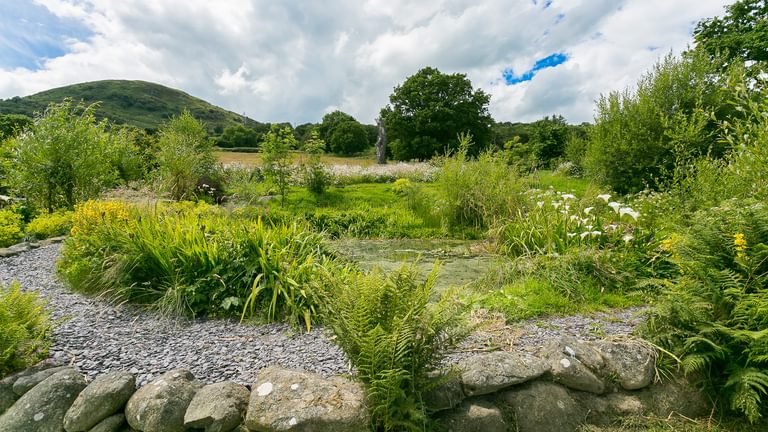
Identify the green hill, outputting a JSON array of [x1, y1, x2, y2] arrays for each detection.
[[0, 80, 261, 133]]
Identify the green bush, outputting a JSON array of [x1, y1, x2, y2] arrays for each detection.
[[301, 130, 332, 195], [25, 210, 73, 240], [0, 206, 23, 247], [155, 110, 218, 201], [58, 200, 342, 329], [8, 100, 128, 211], [261, 125, 296, 204], [0, 282, 52, 377], [434, 133, 525, 230], [641, 201, 768, 423], [327, 263, 469, 431], [584, 52, 729, 194]]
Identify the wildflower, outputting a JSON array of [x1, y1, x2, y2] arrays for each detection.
[[584, 207, 594, 215], [537, 201, 544, 208], [567, 232, 577, 238], [552, 201, 562, 209], [569, 215, 580, 222], [622, 234, 634, 243], [619, 207, 640, 220], [597, 194, 611, 202], [561, 193, 576, 200], [580, 231, 602, 239], [734, 233, 747, 258], [608, 202, 621, 213]]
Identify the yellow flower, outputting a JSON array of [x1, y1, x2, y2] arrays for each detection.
[[734, 233, 747, 258]]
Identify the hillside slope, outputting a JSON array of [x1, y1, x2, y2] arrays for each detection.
[[0, 80, 260, 133]]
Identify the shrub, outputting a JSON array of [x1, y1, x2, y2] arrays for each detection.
[[261, 125, 296, 204], [58, 200, 341, 329], [8, 100, 125, 211], [329, 120, 370, 155], [434, 133, 525, 230], [0, 206, 23, 247], [0, 282, 52, 376], [641, 200, 768, 423], [25, 210, 73, 240], [155, 110, 218, 201], [301, 130, 332, 195], [327, 263, 469, 431]]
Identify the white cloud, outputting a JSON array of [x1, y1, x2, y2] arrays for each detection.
[[0, 0, 731, 124]]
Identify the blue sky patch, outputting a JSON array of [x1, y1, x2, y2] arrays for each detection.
[[503, 52, 568, 85], [0, 2, 92, 70]]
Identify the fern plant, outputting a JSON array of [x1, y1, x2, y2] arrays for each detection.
[[641, 200, 768, 422], [327, 263, 469, 431], [0, 282, 52, 377]]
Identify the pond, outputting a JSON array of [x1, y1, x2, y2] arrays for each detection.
[[329, 238, 498, 291]]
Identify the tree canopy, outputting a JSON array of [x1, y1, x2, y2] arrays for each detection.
[[693, 0, 768, 71], [381, 67, 492, 161]]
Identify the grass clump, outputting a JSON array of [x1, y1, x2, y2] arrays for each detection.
[[0, 282, 51, 377], [327, 263, 469, 431], [58, 199, 342, 329]]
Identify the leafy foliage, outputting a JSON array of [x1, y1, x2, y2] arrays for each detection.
[[300, 130, 332, 195], [641, 201, 768, 423], [0, 206, 23, 247], [261, 125, 296, 204], [25, 210, 73, 240], [0, 282, 51, 377], [693, 0, 768, 73], [58, 200, 342, 329], [585, 52, 729, 194], [0, 114, 31, 140], [382, 67, 493, 161], [434, 134, 525, 230], [8, 100, 127, 211], [217, 124, 260, 148], [155, 110, 218, 201], [329, 120, 370, 155], [327, 263, 468, 431]]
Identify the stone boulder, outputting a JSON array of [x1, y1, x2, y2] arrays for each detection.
[[0, 368, 87, 432], [89, 413, 128, 432], [64, 371, 136, 431], [459, 351, 549, 396], [437, 399, 506, 432], [549, 356, 605, 394], [244, 366, 368, 432], [125, 369, 202, 432], [423, 371, 465, 412], [502, 381, 585, 432], [12, 365, 72, 396], [0, 377, 17, 415], [596, 341, 656, 390], [543, 337, 605, 371], [184, 381, 249, 432]]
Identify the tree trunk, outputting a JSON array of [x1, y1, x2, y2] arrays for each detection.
[[375, 117, 387, 165]]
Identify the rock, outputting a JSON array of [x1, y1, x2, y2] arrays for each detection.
[[596, 341, 656, 390], [89, 413, 127, 432], [13, 365, 72, 396], [543, 337, 605, 371], [459, 352, 549, 396], [636, 375, 711, 419], [423, 371, 465, 412], [502, 381, 585, 432], [0, 368, 87, 432], [125, 369, 202, 432], [579, 392, 645, 426], [550, 356, 605, 394], [184, 381, 249, 432], [0, 378, 17, 415], [437, 399, 505, 432], [245, 366, 368, 432], [64, 371, 136, 431]]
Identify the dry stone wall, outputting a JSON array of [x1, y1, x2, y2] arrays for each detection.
[[0, 337, 710, 432]]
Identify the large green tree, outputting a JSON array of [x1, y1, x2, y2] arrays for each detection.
[[381, 67, 493, 161], [693, 0, 768, 71], [217, 124, 259, 148]]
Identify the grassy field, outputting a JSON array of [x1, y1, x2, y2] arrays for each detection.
[[216, 150, 377, 167]]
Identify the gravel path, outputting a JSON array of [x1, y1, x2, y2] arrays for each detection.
[[1, 244, 646, 386]]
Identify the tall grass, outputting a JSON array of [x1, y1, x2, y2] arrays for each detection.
[[58, 200, 342, 329]]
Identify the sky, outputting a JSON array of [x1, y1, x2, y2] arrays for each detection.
[[0, 0, 733, 125]]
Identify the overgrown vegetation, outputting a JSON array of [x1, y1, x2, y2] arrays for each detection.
[[327, 263, 468, 432], [0, 282, 52, 377]]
